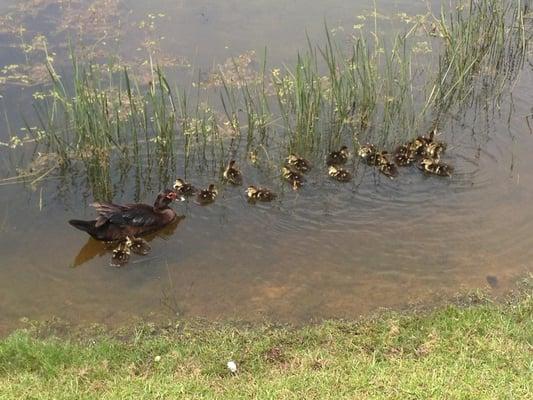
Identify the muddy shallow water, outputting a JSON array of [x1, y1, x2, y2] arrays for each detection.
[[0, 0, 532, 334]]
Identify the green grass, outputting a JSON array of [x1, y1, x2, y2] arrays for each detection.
[[1, 289, 531, 399]]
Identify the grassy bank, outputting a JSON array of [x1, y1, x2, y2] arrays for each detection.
[[0, 288, 531, 399]]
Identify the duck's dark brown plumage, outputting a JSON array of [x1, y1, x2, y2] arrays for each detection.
[[69, 189, 178, 241]]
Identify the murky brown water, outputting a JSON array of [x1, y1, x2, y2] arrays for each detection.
[[0, 0, 532, 334]]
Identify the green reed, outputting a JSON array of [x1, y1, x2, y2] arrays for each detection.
[[24, 0, 528, 193]]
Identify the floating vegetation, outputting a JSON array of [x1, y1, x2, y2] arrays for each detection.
[[2, 0, 530, 200]]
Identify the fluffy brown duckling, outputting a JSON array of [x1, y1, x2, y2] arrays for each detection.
[[394, 144, 417, 166], [282, 166, 305, 190], [408, 129, 447, 158], [326, 146, 349, 166], [173, 178, 196, 196], [376, 152, 398, 179], [408, 136, 430, 156], [357, 144, 379, 166], [196, 184, 218, 205], [111, 237, 132, 267], [223, 160, 243, 185], [245, 186, 277, 202], [425, 141, 447, 159], [419, 157, 453, 177], [328, 165, 352, 182], [286, 154, 311, 173]]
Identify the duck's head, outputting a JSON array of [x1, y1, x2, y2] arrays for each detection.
[[245, 186, 258, 197], [208, 184, 218, 195], [228, 159, 236, 168], [420, 158, 434, 167], [328, 165, 338, 174], [357, 144, 376, 159], [282, 166, 292, 175], [339, 145, 349, 155], [286, 154, 298, 162], [154, 189, 178, 208], [173, 178, 185, 189]]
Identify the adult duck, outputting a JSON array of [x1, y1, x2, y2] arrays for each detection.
[[69, 189, 180, 242]]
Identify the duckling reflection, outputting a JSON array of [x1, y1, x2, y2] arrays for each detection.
[[71, 216, 184, 267]]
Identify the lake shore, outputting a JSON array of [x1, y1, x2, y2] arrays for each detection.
[[1, 277, 531, 399]]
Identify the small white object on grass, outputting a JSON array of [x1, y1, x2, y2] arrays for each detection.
[[227, 360, 237, 373], [154, 355, 161, 362]]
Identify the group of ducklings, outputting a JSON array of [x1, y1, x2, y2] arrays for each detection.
[[358, 129, 453, 178], [172, 159, 277, 205], [282, 145, 353, 189], [174, 130, 452, 208]]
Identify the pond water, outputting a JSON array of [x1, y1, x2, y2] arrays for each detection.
[[0, 0, 532, 334]]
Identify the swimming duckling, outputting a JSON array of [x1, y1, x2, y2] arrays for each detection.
[[378, 161, 398, 179], [223, 160, 243, 185], [357, 144, 379, 166], [328, 165, 352, 182], [425, 140, 447, 159], [376, 152, 398, 179], [173, 178, 196, 196], [326, 146, 349, 166], [196, 184, 218, 205], [419, 157, 453, 177], [408, 136, 429, 156], [128, 237, 151, 255], [111, 237, 132, 267], [245, 186, 277, 202], [394, 144, 417, 166], [282, 166, 304, 190], [286, 154, 311, 173]]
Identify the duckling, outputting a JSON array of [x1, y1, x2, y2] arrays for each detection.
[[245, 186, 277, 202], [196, 184, 218, 205], [424, 140, 447, 159], [111, 237, 132, 267], [328, 165, 352, 182], [394, 144, 417, 167], [286, 154, 311, 173], [282, 166, 304, 190], [173, 178, 196, 196], [129, 237, 151, 256], [419, 157, 453, 177], [407, 136, 429, 156], [223, 160, 243, 185], [357, 144, 379, 166], [326, 146, 349, 166], [378, 162, 398, 179], [376, 152, 398, 179]]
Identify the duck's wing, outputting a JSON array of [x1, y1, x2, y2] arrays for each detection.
[[91, 202, 155, 228]]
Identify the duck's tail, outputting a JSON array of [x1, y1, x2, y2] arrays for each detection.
[[68, 219, 97, 234]]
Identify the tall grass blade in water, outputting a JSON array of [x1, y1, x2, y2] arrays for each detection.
[[25, 0, 529, 196]]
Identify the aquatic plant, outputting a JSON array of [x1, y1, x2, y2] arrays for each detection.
[[14, 0, 529, 197]]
